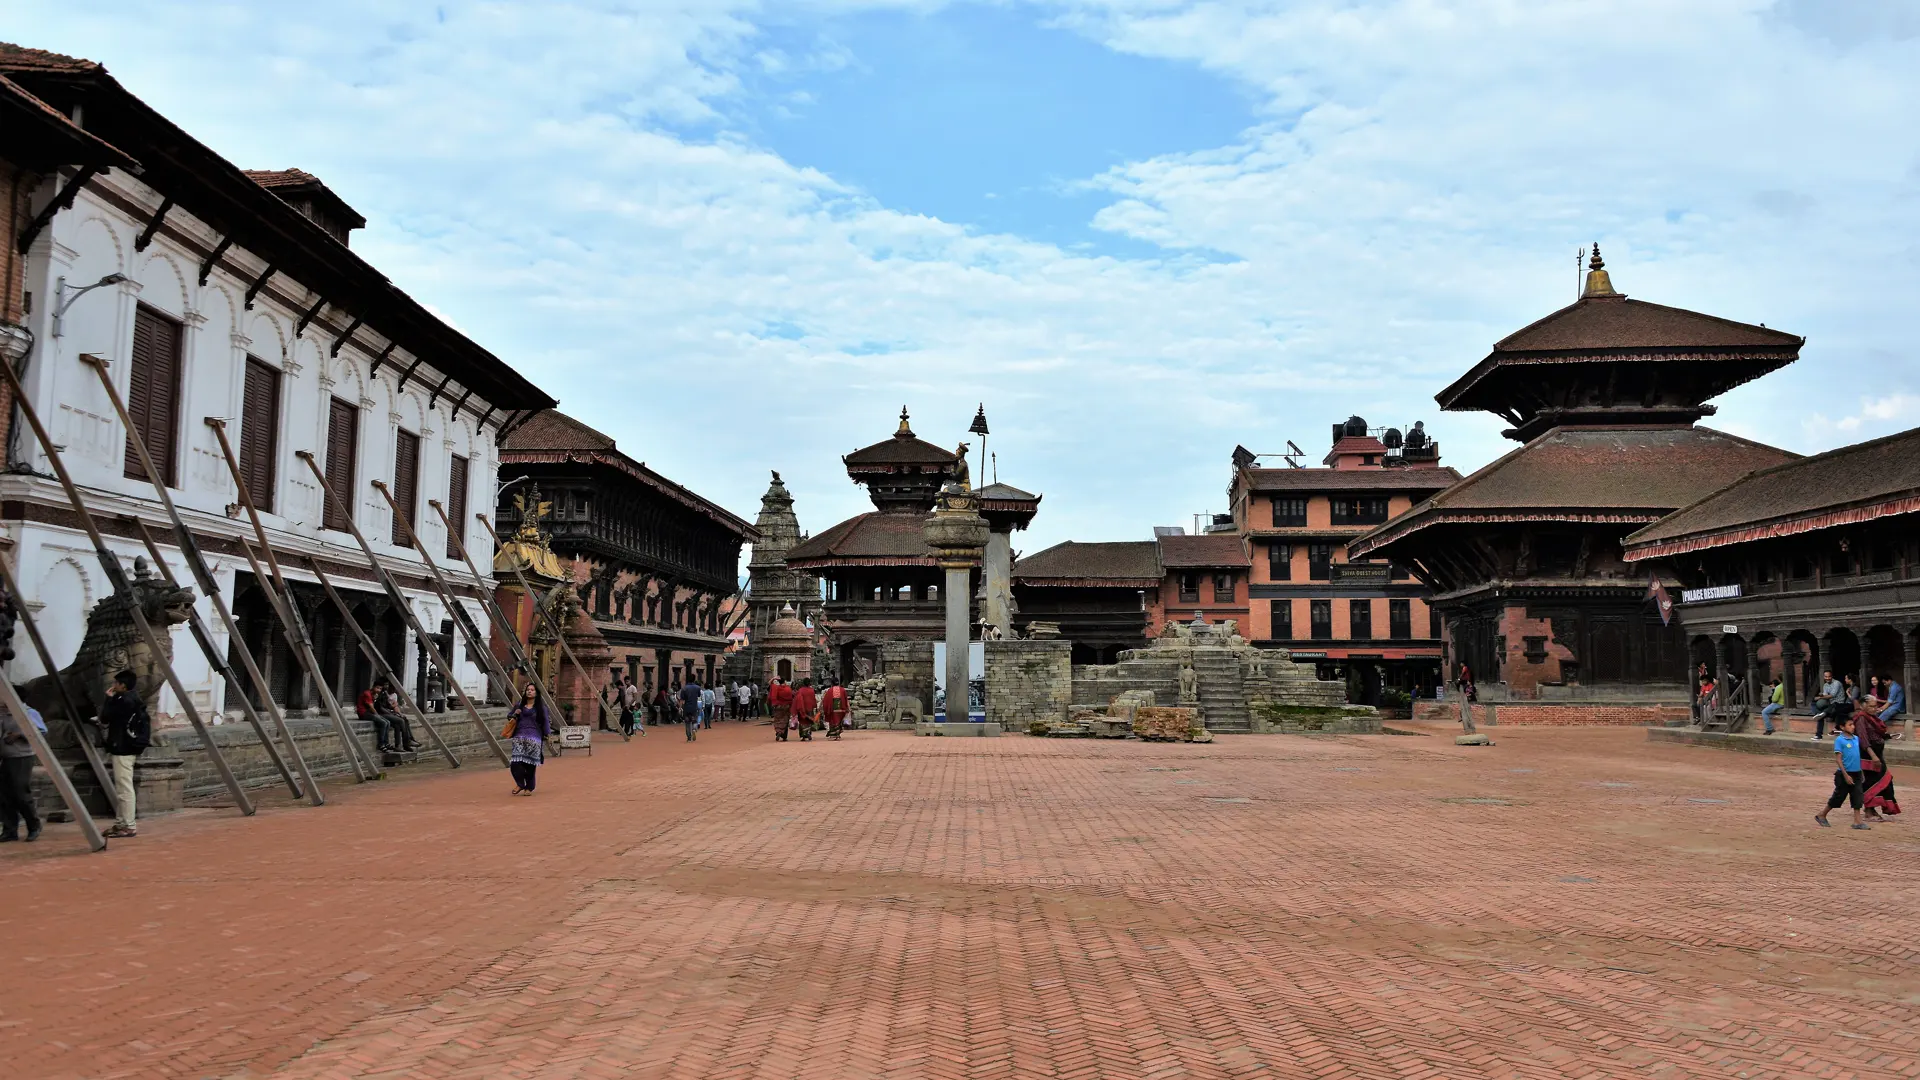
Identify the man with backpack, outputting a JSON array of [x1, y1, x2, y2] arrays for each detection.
[[100, 669, 149, 839]]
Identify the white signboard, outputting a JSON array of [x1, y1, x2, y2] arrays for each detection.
[[1681, 584, 1742, 603], [558, 725, 592, 753]]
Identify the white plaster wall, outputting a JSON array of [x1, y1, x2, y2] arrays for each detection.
[[4, 170, 515, 715]]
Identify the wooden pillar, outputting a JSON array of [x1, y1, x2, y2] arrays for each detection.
[[1745, 638, 1763, 715], [1781, 636, 1799, 710], [1904, 629, 1917, 742]]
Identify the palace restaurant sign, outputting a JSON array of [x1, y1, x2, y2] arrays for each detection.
[[1680, 584, 1742, 603]]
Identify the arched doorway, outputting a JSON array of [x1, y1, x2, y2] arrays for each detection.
[[1826, 628, 1861, 688]]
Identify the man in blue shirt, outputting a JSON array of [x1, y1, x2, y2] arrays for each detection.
[[1879, 679, 1905, 729], [1815, 713, 1869, 830]]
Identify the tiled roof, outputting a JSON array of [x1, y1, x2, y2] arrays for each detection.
[[1243, 467, 1461, 492], [0, 43, 99, 74], [0, 73, 135, 170], [1351, 425, 1797, 556], [1493, 295, 1803, 353], [243, 168, 367, 231], [502, 410, 616, 452], [786, 512, 933, 567], [1157, 533, 1250, 569], [843, 432, 958, 467], [243, 168, 323, 190], [974, 482, 1038, 502], [1012, 541, 1161, 584], [500, 411, 754, 537], [1624, 425, 1920, 555]]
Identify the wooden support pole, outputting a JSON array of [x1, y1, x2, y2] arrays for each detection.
[[204, 419, 375, 783], [470, 510, 617, 735], [0, 545, 118, 819], [427, 499, 598, 741], [0, 658, 105, 851], [0, 355, 255, 815], [295, 451, 509, 766], [81, 354, 312, 803], [301, 553, 460, 768], [127, 520, 306, 801], [372, 481, 518, 705]]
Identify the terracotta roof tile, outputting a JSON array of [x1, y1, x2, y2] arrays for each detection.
[[1157, 533, 1250, 569], [843, 433, 958, 467], [1351, 425, 1797, 557], [1012, 541, 1161, 583], [1624, 425, 1920, 553], [0, 43, 100, 74], [501, 410, 616, 452], [786, 512, 933, 566]]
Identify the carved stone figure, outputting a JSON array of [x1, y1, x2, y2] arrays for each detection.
[[1178, 661, 1198, 704], [17, 558, 196, 728], [953, 443, 971, 490]]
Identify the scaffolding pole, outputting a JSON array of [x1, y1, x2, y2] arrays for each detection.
[[204, 418, 376, 783], [294, 451, 508, 766], [0, 562, 107, 850], [0, 354, 255, 815]]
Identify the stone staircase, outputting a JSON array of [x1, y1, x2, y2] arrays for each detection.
[[1193, 651, 1251, 733]]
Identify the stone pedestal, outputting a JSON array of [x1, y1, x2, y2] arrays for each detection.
[[924, 485, 989, 731]]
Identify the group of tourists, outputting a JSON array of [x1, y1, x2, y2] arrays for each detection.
[[355, 678, 422, 754], [605, 673, 771, 736], [768, 676, 850, 741]]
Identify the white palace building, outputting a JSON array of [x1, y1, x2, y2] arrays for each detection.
[[0, 43, 556, 725]]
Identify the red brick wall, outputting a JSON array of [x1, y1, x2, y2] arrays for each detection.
[[1497, 605, 1573, 697]]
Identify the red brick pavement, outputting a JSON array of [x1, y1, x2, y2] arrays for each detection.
[[3, 722, 1916, 1079]]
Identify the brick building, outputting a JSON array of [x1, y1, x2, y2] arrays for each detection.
[[1010, 540, 1159, 663], [1226, 417, 1459, 702]]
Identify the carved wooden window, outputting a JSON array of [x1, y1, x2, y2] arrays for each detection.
[[125, 303, 183, 487], [1270, 599, 1292, 639], [1178, 573, 1200, 604], [1308, 543, 1333, 581], [321, 397, 358, 531], [1389, 599, 1411, 640], [1271, 497, 1307, 527], [1211, 573, 1233, 603], [238, 356, 280, 512]]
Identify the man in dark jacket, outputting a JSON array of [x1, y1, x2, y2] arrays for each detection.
[[678, 676, 703, 742], [100, 669, 147, 838], [0, 702, 46, 842]]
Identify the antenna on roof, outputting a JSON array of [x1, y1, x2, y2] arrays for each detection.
[[1283, 440, 1304, 468]]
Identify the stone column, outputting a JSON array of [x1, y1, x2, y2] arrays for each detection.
[[923, 485, 993, 735], [985, 526, 1013, 639]]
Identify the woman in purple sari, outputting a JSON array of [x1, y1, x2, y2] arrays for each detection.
[[507, 682, 551, 796]]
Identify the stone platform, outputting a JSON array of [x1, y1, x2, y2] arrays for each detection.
[[913, 721, 1003, 737], [1648, 725, 1920, 765]]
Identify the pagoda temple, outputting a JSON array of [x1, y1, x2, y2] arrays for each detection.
[[785, 408, 964, 708], [1352, 249, 1804, 717]]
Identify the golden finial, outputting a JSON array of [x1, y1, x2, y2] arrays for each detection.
[[1582, 241, 1618, 298], [896, 406, 913, 437]]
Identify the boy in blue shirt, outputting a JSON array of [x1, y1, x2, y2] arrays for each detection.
[[1815, 713, 1870, 830]]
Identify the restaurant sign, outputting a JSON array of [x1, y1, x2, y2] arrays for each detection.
[[1680, 584, 1742, 603]]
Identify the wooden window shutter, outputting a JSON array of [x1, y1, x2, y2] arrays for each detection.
[[445, 453, 469, 559], [391, 429, 420, 544], [124, 304, 182, 487], [238, 357, 281, 513], [322, 397, 358, 531]]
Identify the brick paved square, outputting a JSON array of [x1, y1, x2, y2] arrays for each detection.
[[2, 723, 1915, 1079]]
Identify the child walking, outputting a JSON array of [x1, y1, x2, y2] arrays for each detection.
[[1815, 713, 1870, 830]]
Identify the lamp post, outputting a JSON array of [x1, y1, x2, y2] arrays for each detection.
[[51, 273, 127, 338], [969, 404, 989, 483]]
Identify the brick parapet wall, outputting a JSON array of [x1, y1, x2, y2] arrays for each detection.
[[1412, 700, 1689, 727]]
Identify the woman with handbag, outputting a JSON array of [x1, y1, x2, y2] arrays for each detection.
[[504, 682, 552, 796]]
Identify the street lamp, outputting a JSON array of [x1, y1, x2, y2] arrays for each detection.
[[51, 272, 128, 338], [969, 403, 989, 484]]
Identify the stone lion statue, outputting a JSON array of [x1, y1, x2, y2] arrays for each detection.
[[17, 558, 196, 729]]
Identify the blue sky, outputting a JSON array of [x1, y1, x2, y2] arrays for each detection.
[[13, 1, 1920, 560]]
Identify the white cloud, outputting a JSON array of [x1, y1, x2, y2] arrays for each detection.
[[13, 0, 1920, 550]]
